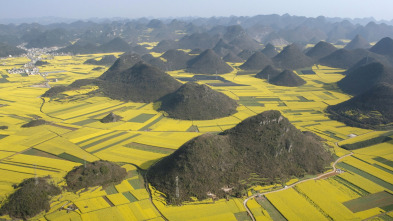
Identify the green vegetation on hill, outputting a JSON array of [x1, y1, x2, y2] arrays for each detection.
[[21, 119, 50, 128], [269, 70, 306, 87], [344, 34, 371, 50], [57, 40, 99, 54], [239, 51, 272, 70], [223, 52, 243, 63], [213, 39, 241, 57], [237, 49, 255, 60], [337, 62, 393, 96], [0, 177, 61, 220], [99, 37, 132, 53], [43, 58, 182, 103], [272, 44, 314, 70], [34, 60, 49, 66], [147, 110, 333, 204], [99, 53, 142, 81], [318, 48, 373, 69], [306, 41, 337, 60], [84, 55, 117, 66], [100, 112, 122, 123], [261, 43, 279, 58], [42, 78, 97, 99], [370, 37, 393, 57], [327, 83, 393, 129], [26, 29, 70, 48], [57, 37, 132, 54], [146, 49, 192, 71], [186, 49, 233, 74], [65, 161, 127, 192], [157, 82, 238, 120], [99, 61, 182, 102], [255, 65, 281, 80], [0, 43, 26, 57]]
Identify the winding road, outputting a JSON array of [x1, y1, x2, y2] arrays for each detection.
[[243, 150, 354, 221]]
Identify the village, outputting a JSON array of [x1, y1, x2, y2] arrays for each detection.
[[2, 45, 69, 75]]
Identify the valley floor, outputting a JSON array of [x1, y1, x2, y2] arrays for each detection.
[[0, 53, 392, 220]]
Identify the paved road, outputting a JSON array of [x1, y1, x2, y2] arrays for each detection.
[[243, 150, 353, 221]]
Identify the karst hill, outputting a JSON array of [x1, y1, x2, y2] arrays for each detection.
[[337, 62, 393, 95], [147, 110, 333, 204], [186, 49, 233, 74], [272, 44, 314, 69], [255, 65, 281, 80], [157, 82, 238, 120], [305, 41, 337, 60], [239, 51, 273, 70], [327, 83, 393, 129], [269, 70, 306, 87], [99, 61, 182, 102]]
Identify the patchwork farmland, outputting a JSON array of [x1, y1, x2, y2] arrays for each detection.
[[0, 51, 393, 221]]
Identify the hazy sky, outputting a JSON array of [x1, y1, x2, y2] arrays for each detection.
[[1, 0, 392, 21]]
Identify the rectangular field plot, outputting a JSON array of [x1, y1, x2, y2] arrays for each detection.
[[130, 132, 201, 149], [125, 142, 174, 155], [294, 179, 359, 220], [337, 162, 393, 192], [255, 196, 285, 221], [153, 198, 243, 221], [128, 113, 156, 123], [74, 196, 111, 213], [343, 191, 393, 213], [266, 187, 329, 221], [374, 157, 393, 169], [343, 156, 393, 187], [338, 172, 386, 194], [94, 146, 167, 169]]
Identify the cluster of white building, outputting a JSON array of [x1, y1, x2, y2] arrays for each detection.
[[7, 67, 39, 75]]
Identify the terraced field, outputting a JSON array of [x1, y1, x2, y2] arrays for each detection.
[[0, 52, 392, 220]]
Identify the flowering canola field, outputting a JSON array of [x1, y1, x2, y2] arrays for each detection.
[[0, 53, 392, 220]]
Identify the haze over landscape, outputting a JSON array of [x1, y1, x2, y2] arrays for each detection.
[[1, 1, 393, 220], [1, 0, 393, 22]]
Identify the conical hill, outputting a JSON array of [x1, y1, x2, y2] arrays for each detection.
[[186, 49, 233, 74], [327, 83, 393, 129], [100, 62, 182, 102], [99, 37, 132, 52], [237, 49, 255, 60], [269, 70, 306, 87], [319, 48, 370, 69], [255, 65, 281, 80], [370, 37, 393, 57], [306, 41, 337, 60], [84, 55, 117, 66], [223, 52, 244, 63], [99, 53, 142, 81], [213, 39, 241, 57], [337, 62, 393, 96], [239, 51, 272, 70], [272, 44, 314, 69], [344, 55, 390, 75], [344, 35, 371, 50], [261, 43, 279, 58], [157, 82, 238, 120], [147, 110, 333, 204], [161, 49, 192, 70]]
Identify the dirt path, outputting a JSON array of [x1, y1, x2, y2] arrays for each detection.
[[243, 149, 353, 221]]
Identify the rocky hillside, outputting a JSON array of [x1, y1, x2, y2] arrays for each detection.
[[147, 110, 333, 204], [157, 82, 237, 120]]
